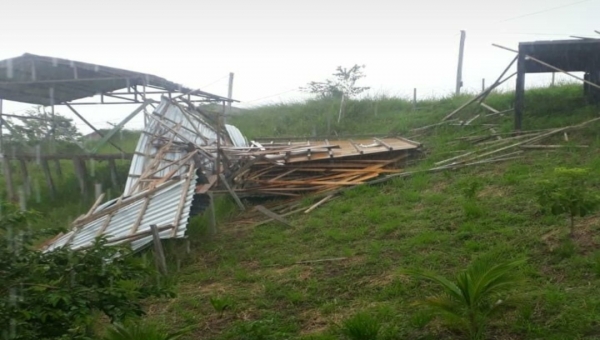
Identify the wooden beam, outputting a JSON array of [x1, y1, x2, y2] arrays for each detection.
[[219, 173, 245, 211], [255, 205, 295, 228], [40, 159, 56, 198]]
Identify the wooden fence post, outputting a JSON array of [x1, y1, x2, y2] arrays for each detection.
[[150, 224, 168, 275]]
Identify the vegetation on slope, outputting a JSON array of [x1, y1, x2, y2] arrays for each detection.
[[140, 84, 600, 339], [5, 84, 600, 339]]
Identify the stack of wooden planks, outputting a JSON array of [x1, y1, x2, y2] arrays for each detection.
[[217, 137, 422, 197]]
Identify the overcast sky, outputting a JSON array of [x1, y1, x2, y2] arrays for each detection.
[[1, 0, 599, 133]]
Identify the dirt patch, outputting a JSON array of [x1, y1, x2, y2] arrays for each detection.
[[298, 309, 330, 335], [541, 215, 600, 253]]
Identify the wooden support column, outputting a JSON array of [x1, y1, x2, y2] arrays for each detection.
[[54, 159, 62, 179], [40, 159, 56, 198], [208, 191, 217, 235], [18, 159, 30, 196], [150, 224, 168, 276], [72, 157, 87, 195], [108, 158, 119, 188], [3, 159, 15, 201], [514, 51, 526, 131]]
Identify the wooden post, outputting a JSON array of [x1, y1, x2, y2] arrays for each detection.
[[40, 159, 56, 198], [515, 51, 526, 131], [551, 72, 555, 86], [54, 159, 62, 179], [18, 159, 30, 196], [226, 72, 234, 124], [413, 88, 417, 110], [72, 157, 87, 195], [108, 158, 119, 188], [3, 158, 15, 201], [455, 30, 466, 95], [208, 191, 217, 235], [481, 78, 485, 92], [150, 224, 168, 275]]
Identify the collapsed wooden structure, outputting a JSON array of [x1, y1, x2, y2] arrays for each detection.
[[219, 137, 421, 197]]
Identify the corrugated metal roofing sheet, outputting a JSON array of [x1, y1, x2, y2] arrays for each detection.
[[45, 97, 248, 252]]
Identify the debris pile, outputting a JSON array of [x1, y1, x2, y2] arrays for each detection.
[[44, 97, 420, 251], [220, 137, 421, 197]]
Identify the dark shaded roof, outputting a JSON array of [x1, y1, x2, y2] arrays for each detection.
[[519, 39, 600, 73], [0, 53, 229, 105]]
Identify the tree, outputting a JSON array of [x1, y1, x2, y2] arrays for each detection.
[[0, 202, 172, 340], [4, 106, 82, 153], [404, 259, 525, 340], [537, 167, 600, 238], [303, 65, 370, 123]]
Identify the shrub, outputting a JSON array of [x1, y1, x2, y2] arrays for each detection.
[[537, 167, 600, 238], [0, 202, 173, 340]]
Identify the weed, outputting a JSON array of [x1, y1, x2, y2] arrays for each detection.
[[209, 296, 233, 316], [340, 312, 382, 340]]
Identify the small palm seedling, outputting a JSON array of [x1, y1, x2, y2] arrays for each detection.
[[102, 321, 193, 340], [340, 312, 382, 340], [210, 296, 233, 317], [404, 259, 525, 340]]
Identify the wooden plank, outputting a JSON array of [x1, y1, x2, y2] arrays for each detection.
[[304, 194, 335, 214], [374, 137, 393, 150], [520, 144, 588, 149], [130, 197, 151, 234], [480, 102, 500, 114], [151, 224, 168, 276], [85, 193, 105, 218], [170, 165, 196, 237], [219, 173, 245, 211], [40, 159, 56, 198], [255, 205, 295, 228]]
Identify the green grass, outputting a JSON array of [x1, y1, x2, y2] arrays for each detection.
[[139, 84, 600, 339], [6, 84, 600, 339]]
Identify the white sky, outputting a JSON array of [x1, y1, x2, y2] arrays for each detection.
[[1, 0, 599, 133]]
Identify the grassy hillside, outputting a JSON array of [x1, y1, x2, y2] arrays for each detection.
[[140, 84, 600, 340]]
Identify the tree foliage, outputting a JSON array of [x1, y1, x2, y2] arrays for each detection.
[[537, 167, 600, 237], [0, 203, 173, 340], [404, 259, 525, 340], [4, 106, 82, 153], [302, 64, 370, 123]]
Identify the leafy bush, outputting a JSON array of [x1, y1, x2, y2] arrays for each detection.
[[340, 312, 382, 340], [0, 203, 173, 340], [537, 167, 600, 238], [404, 259, 525, 340]]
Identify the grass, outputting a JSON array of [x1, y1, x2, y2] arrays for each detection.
[[6, 83, 600, 339], [140, 84, 600, 339]]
